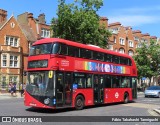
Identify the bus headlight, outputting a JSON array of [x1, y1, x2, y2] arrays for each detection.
[[44, 98, 50, 105]]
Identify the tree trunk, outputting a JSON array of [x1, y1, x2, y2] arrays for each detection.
[[148, 77, 151, 87]]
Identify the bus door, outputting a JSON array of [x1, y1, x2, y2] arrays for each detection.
[[64, 73, 72, 105], [56, 72, 72, 107], [93, 75, 104, 104]]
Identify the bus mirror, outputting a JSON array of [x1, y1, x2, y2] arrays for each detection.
[[49, 71, 53, 78]]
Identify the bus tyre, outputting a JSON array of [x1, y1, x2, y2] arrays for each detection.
[[124, 93, 129, 104], [75, 95, 84, 110]]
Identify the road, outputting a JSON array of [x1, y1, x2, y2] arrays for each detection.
[[0, 92, 159, 125], [137, 92, 160, 105]]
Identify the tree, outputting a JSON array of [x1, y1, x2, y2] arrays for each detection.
[[51, 0, 111, 48], [133, 39, 160, 86]]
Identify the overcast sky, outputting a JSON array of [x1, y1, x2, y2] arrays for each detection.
[[0, 0, 160, 37]]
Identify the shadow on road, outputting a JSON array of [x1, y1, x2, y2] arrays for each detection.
[[25, 101, 135, 114]]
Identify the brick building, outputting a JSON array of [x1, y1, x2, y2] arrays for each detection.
[[0, 9, 50, 91], [102, 17, 159, 57], [17, 12, 51, 41], [0, 9, 29, 91]]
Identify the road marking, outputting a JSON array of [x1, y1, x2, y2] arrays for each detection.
[[141, 99, 160, 102], [122, 103, 159, 109], [148, 109, 160, 116]]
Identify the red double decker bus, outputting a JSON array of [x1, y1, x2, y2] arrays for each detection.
[[24, 38, 137, 110]]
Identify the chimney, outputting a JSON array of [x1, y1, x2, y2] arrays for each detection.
[[28, 13, 33, 19], [100, 17, 108, 28], [38, 13, 46, 24], [0, 9, 7, 23]]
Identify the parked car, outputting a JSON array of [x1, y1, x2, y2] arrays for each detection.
[[144, 86, 160, 98]]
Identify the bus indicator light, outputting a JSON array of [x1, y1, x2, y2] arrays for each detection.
[[48, 71, 53, 78], [53, 99, 56, 104]]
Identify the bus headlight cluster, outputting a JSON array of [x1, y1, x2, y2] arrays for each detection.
[[44, 98, 50, 105]]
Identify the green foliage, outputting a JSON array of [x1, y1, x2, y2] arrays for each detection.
[[133, 40, 160, 85], [51, 0, 111, 48]]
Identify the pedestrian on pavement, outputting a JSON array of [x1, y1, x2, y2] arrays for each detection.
[[10, 82, 14, 96], [12, 83, 17, 97], [20, 83, 26, 97], [20, 83, 23, 97]]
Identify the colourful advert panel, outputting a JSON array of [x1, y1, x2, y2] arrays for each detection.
[[75, 61, 130, 74]]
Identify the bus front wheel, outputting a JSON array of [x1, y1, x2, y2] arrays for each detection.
[[75, 95, 84, 110], [124, 93, 129, 104]]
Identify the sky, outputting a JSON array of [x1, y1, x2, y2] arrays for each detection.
[[0, 0, 160, 37]]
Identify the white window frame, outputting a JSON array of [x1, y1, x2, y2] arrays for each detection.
[[41, 29, 50, 38], [1, 54, 7, 67], [1, 76, 7, 89], [134, 37, 139, 41], [129, 40, 134, 47], [119, 38, 125, 45], [108, 45, 113, 50], [5, 36, 19, 47], [128, 50, 134, 56], [9, 55, 18, 68], [9, 76, 18, 83], [119, 48, 125, 54]]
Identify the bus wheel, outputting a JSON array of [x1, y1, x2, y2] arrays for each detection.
[[75, 95, 84, 110], [124, 93, 129, 104]]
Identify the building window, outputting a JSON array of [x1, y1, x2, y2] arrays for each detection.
[[108, 45, 113, 50], [9, 76, 18, 84], [128, 50, 134, 56], [119, 48, 125, 54], [10, 55, 18, 67], [2, 54, 7, 67], [41, 29, 50, 38], [5, 36, 19, 47], [10, 22, 15, 28], [129, 40, 134, 47], [120, 38, 125, 45], [2, 76, 7, 89], [134, 37, 139, 41], [141, 38, 147, 43], [137, 43, 142, 48], [109, 28, 119, 34]]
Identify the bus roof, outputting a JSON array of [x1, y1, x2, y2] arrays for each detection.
[[33, 38, 132, 59]]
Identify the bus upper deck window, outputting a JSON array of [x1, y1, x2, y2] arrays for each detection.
[[52, 43, 60, 54]]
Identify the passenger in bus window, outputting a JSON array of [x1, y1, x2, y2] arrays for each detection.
[[125, 81, 130, 88], [121, 79, 126, 88]]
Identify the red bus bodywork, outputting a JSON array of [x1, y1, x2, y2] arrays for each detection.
[[24, 38, 137, 109]]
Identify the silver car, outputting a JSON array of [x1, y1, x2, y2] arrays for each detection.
[[144, 86, 160, 98]]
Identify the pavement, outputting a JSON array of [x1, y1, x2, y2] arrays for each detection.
[[0, 91, 159, 115], [0, 92, 23, 100]]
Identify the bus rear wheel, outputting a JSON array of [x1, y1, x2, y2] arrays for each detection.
[[75, 95, 84, 110], [124, 93, 129, 104]]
